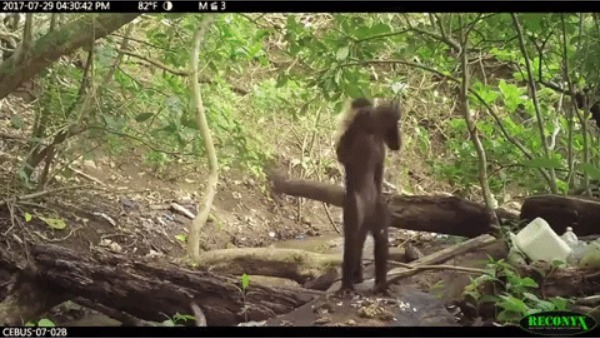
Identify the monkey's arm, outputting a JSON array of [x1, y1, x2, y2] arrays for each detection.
[[335, 135, 351, 165], [384, 128, 402, 151]]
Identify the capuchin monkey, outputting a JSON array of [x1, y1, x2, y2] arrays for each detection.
[[334, 97, 401, 295]]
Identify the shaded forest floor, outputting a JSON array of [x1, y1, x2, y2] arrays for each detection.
[[0, 128, 471, 326], [0, 58, 515, 326]]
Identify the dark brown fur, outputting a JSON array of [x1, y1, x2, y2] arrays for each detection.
[[335, 98, 401, 294], [575, 90, 600, 129]]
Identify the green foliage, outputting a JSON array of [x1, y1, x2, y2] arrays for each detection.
[[25, 318, 55, 327], [240, 273, 250, 322], [263, 12, 600, 196], [241, 273, 250, 290], [465, 258, 570, 324], [19, 12, 600, 204], [161, 313, 197, 326], [38, 215, 68, 230]]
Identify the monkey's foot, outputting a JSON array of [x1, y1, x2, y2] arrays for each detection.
[[371, 283, 391, 296], [335, 285, 358, 298]]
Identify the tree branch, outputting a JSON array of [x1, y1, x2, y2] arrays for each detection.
[[511, 13, 559, 194], [119, 49, 249, 95]]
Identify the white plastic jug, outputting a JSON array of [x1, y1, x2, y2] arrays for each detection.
[[509, 217, 572, 263]]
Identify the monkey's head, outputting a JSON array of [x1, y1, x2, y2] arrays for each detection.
[[334, 97, 401, 151], [334, 98, 374, 145], [350, 98, 373, 110], [372, 100, 402, 151]]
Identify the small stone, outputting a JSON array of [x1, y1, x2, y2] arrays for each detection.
[[83, 160, 97, 169], [109, 241, 122, 253], [314, 317, 331, 325]]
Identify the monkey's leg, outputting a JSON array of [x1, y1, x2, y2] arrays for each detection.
[[372, 202, 390, 295], [338, 192, 363, 294], [351, 224, 369, 284], [372, 227, 389, 294], [341, 228, 357, 292]]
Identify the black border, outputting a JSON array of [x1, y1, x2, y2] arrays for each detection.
[[3, 325, 599, 337], [0, 1, 596, 337], [0, 1, 598, 13], [205, 1, 592, 13]]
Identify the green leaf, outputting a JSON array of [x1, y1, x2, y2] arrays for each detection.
[[336, 46, 350, 61], [37, 319, 55, 327], [10, 115, 24, 129], [489, 47, 516, 62], [472, 82, 499, 105], [150, 32, 168, 41], [370, 22, 392, 35], [162, 319, 176, 327], [181, 117, 199, 130], [576, 163, 600, 180], [520, 14, 546, 33], [334, 69, 342, 85], [24, 212, 32, 222], [173, 313, 196, 322], [498, 295, 529, 313], [522, 292, 541, 303], [175, 234, 187, 242], [39, 217, 67, 230], [519, 277, 539, 288], [134, 113, 154, 122], [241, 273, 250, 290], [155, 123, 179, 135], [536, 299, 558, 311], [497, 309, 522, 322], [520, 158, 563, 170], [549, 296, 569, 310]]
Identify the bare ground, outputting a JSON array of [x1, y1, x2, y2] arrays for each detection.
[[0, 91, 466, 326], [0, 144, 463, 325]]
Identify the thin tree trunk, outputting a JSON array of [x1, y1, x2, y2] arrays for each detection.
[[188, 17, 218, 262]]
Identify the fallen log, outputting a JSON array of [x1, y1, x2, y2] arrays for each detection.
[[521, 265, 600, 298], [0, 268, 68, 326], [267, 171, 518, 238], [521, 194, 600, 236], [1, 244, 321, 326], [196, 247, 341, 284], [0, 246, 68, 325]]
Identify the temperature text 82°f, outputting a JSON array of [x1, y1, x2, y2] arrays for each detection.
[[138, 2, 162, 11]]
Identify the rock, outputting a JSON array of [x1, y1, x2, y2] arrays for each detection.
[[314, 317, 331, 325]]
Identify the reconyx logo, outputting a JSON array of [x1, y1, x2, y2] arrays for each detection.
[[520, 311, 597, 336]]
